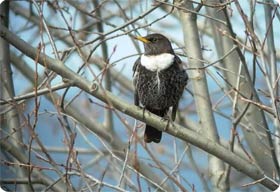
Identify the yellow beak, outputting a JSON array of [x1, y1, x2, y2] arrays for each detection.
[[135, 36, 150, 44]]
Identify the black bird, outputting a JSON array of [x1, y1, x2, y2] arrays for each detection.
[[133, 33, 188, 143]]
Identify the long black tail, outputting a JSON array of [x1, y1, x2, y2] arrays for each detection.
[[144, 125, 162, 143], [144, 108, 168, 143]]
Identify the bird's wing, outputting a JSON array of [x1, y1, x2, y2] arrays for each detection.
[[133, 58, 141, 106], [174, 55, 182, 64], [174, 55, 185, 70], [134, 88, 139, 106], [171, 55, 187, 120], [171, 102, 178, 121], [133, 57, 140, 77]]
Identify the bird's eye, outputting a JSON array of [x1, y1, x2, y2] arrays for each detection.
[[150, 37, 158, 42]]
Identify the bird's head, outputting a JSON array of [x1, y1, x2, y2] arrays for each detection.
[[135, 33, 174, 55]]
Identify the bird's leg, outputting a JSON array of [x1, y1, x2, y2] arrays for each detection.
[[161, 113, 174, 132], [142, 106, 147, 121]]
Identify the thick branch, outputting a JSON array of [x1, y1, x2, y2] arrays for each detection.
[[175, 0, 227, 191]]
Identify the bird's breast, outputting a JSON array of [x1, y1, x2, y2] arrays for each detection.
[[135, 66, 187, 109], [140, 53, 174, 72]]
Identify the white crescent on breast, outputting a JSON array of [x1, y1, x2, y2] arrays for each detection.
[[140, 53, 174, 72]]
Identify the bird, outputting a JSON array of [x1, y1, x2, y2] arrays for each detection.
[[133, 33, 188, 143]]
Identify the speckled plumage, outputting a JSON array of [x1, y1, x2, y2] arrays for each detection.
[[133, 34, 188, 143]]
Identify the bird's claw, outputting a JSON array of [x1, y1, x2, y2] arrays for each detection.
[[161, 114, 174, 131]]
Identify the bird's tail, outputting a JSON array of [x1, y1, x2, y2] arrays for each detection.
[[144, 125, 162, 143], [144, 108, 167, 143]]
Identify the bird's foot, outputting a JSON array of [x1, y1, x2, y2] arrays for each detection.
[[141, 106, 147, 121], [160, 114, 170, 121], [161, 114, 173, 131]]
